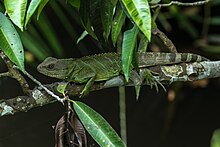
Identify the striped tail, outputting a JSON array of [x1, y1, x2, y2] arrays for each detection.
[[138, 52, 209, 67]]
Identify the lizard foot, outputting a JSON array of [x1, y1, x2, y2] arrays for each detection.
[[79, 87, 90, 98], [79, 76, 95, 98], [144, 70, 166, 92]]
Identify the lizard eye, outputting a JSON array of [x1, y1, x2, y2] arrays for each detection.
[[46, 64, 55, 70]]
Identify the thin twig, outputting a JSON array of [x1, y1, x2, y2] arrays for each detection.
[[201, 1, 211, 36], [0, 72, 10, 77], [18, 67, 65, 103], [151, 0, 211, 8]]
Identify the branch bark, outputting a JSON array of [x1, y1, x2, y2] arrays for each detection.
[[0, 49, 30, 94], [1, 60, 220, 117], [151, 0, 211, 8]]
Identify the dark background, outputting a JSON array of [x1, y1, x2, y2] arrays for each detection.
[[0, 1, 220, 147]]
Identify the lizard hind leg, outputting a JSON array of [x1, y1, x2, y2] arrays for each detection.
[[143, 69, 166, 92]]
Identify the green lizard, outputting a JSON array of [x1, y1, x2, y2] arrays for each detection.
[[37, 52, 208, 97]]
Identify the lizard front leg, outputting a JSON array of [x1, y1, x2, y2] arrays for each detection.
[[80, 74, 96, 98]]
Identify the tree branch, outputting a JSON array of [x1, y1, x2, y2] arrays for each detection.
[[0, 49, 30, 94], [151, 0, 211, 9], [152, 28, 177, 53], [1, 60, 220, 117]]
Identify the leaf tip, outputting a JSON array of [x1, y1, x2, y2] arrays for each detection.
[[124, 72, 130, 82]]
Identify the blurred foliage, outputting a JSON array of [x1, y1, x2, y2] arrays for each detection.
[[1, 0, 219, 63], [211, 129, 220, 147], [157, 0, 220, 55], [0, 1, 89, 62]]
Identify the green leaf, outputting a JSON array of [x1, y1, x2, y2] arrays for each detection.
[[137, 33, 148, 52], [121, 0, 151, 41], [56, 82, 68, 96], [68, 0, 80, 9], [89, 0, 106, 44], [79, 0, 90, 28], [131, 44, 141, 100], [77, 30, 88, 44], [84, 21, 98, 40], [79, 0, 98, 40], [131, 52, 139, 102], [88, 0, 113, 50], [122, 25, 139, 82], [131, 44, 139, 73], [101, 0, 115, 41], [25, 0, 41, 28], [211, 129, 220, 147], [4, 0, 28, 31], [0, 12, 24, 70], [37, 0, 49, 20], [73, 101, 126, 147], [111, 4, 126, 46]]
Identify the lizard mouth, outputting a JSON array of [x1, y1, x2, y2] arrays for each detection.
[[37, 65, 44, 73], [37, 66, 67, 80]]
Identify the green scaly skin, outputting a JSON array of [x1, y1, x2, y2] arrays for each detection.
[[37, 52, 209, 97]]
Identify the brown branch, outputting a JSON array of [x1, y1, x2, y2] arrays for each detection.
[[0, 49, 30, 94], [152, 28, 177, 53], [151, 0, 211, 9], [0, 84, 57, 116], [1, 60, 220, 117]]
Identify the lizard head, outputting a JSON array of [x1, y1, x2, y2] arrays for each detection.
[[37, 57, 73, 79]]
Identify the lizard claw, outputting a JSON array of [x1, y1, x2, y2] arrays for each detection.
[[144, 70, 166, 92]]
